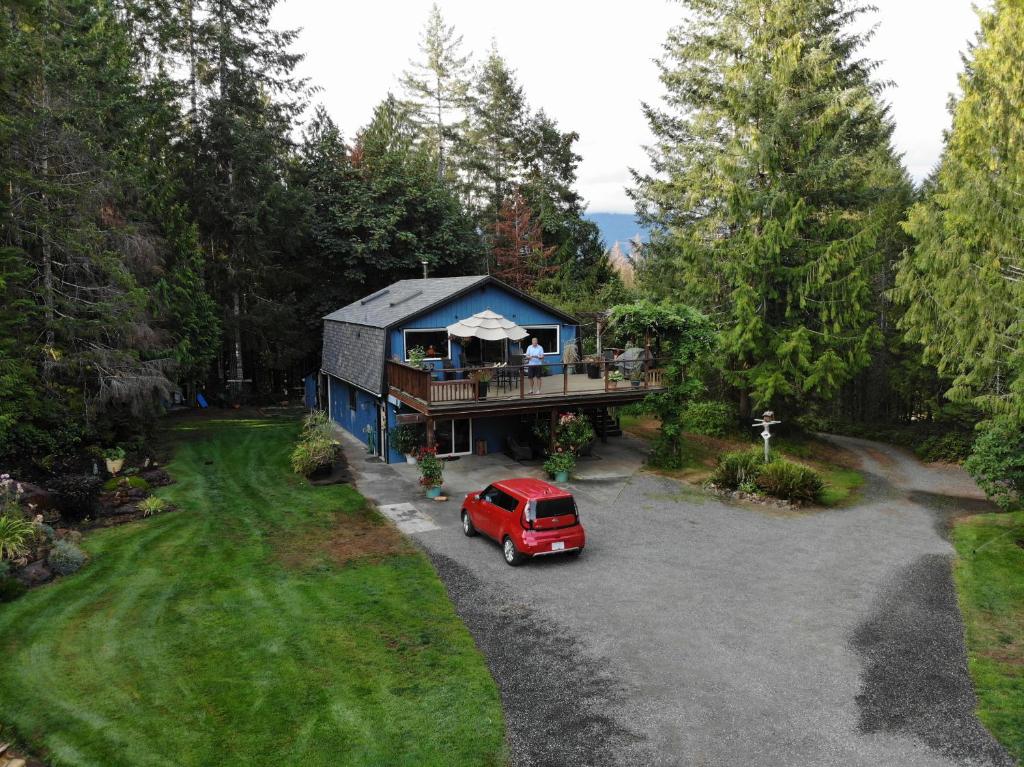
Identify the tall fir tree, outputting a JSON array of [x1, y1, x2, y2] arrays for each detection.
[[895, 0, 1024, 417], [400, 3, 473, 180], [0, 0, 205, 461], [177, 0, 307, 395], [634, 0, 907, 416]]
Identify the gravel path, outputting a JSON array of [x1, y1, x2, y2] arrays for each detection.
[[345, 432, 1015, 767]]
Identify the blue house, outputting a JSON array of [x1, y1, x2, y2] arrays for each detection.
[[320, 275, 662, 463]]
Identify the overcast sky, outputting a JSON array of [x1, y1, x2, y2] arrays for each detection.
[[272, 0, 983, 214]]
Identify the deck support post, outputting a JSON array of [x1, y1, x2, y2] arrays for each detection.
[[550, 408, 558, 454], [426, 417, 436, 448], [600, 409, 608, 443]]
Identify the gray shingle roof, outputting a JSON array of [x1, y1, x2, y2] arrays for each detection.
[[323, 275, 490, 328], [321, 321, 387, 396]]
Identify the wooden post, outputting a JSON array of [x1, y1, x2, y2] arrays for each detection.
[[520, 365, 525, 399], [562, 361, 568, 395], [550, 408, 558, 454], [426, 417, 436, 448], [600, 409, 608, 443]]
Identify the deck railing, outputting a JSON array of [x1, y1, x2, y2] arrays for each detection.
[[386, 357, 667, 406]]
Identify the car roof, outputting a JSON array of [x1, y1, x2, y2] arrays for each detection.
[[494, 478, 573, 500]]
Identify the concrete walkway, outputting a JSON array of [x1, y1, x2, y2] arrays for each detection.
[[338, 431, 1014, 767]]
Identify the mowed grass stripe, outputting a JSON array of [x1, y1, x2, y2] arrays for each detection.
[[0, 416, 505, 767]]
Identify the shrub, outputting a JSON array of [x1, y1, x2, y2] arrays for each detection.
[[389, 424, 422, 456], [416, 446, 444, 488], [138, 496, 168, 516], [917, 432, 974, 463], [290, 434, 338, 476], [756, 461, 824, 503], [48, 539, 87, 576], [50, 474, 103, 522], [711, 449, 765, 489], [0, 515, 34, 560], [544, 451, 576, 478], [0, 576, 27, 603], [302, 409, 333, 438], [964, 417, 1024, 511], [679, 401, 737, 437]]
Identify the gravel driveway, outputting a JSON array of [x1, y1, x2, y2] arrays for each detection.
[[345, 433, 1014, 767]]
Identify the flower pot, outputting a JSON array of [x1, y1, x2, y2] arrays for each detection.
[[553, 471, 569, 483], [586, 364, 601, 379], [105, 458, 125, 475], [631, 379, 642, 389], [608, 381, 620, 390], [425, 486, 443, 499], [405, 454, 418, 464], [477, 381, 489, 400]]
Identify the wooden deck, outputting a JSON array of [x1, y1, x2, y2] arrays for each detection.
[[386, 360, 666, 416]]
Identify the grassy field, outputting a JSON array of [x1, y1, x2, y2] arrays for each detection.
[[952, 510, 1024, 762], [620, 413, 863, 507], [0, 416, 504, 767]]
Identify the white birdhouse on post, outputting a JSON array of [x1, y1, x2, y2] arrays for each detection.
[[752, 410, 781, 463]]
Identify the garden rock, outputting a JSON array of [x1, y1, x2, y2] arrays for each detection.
[[14, 481, 54, 511], [17, 560, 53, 587], [140, 468, 172, 487]]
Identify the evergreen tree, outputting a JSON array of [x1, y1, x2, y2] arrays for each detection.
[[0, 0, 188, 461], [634, 0, 906, 416], [400, 3, 473, 180], [292, 102, 483, 338], [457, 44, 528, 228], [895, 0, 1024, 416], [177, 0, 307, 395]]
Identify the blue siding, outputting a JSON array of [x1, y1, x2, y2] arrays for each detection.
[[389, 283, 576, 365], [384, 401, 408, 464], [328, 376, 380, 455]]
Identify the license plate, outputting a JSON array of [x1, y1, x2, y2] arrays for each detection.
[[551, 542, 565, 551]]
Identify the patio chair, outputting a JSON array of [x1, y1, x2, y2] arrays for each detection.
[[505, 434, 532, 462]]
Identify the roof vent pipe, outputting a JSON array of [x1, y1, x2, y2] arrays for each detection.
[[421, 260, 428, 279]]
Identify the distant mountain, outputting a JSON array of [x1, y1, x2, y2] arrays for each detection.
[[585, 212, 650, 256]]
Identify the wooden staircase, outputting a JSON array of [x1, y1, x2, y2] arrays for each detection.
[[585, 407, 622, 439]]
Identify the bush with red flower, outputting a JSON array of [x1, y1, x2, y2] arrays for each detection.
[[416, 446, 444, 489], [554, 412, 595, 456]]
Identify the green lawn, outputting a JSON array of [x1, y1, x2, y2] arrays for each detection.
[[0, 416, 505, 767], [952, 510, 1024, 762]]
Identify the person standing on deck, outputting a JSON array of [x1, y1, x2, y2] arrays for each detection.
[[526, 337, 545, 394]]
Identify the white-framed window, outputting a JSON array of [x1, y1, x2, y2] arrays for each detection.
[[521, 326, 560, 356], [403, 329, 451, 361]]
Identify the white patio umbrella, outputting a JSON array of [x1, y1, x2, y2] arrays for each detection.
[[446, 309, 529, 342]]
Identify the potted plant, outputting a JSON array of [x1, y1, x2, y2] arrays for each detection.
[[416, 446, 444, 498], [103, 446, 126, 475], [584, 356, 603, 379], [544, 451, 575, 483], [608, 370, 624, 389], [473, 368, 493, 400], [389, 424, 421, 464], [630, 366, 645, 388], [407, 346, 427, 368]]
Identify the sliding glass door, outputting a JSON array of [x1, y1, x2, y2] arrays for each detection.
[[435, 418, 472, 456]]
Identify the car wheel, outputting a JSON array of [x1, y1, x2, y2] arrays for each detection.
[[461, 510, 477, 537], [503, 536, 525, 567]]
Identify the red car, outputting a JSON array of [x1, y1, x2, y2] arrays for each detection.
[[461, 478, 586, 566]]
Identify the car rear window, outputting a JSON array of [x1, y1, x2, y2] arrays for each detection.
[[534, 497, 577, 518]]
